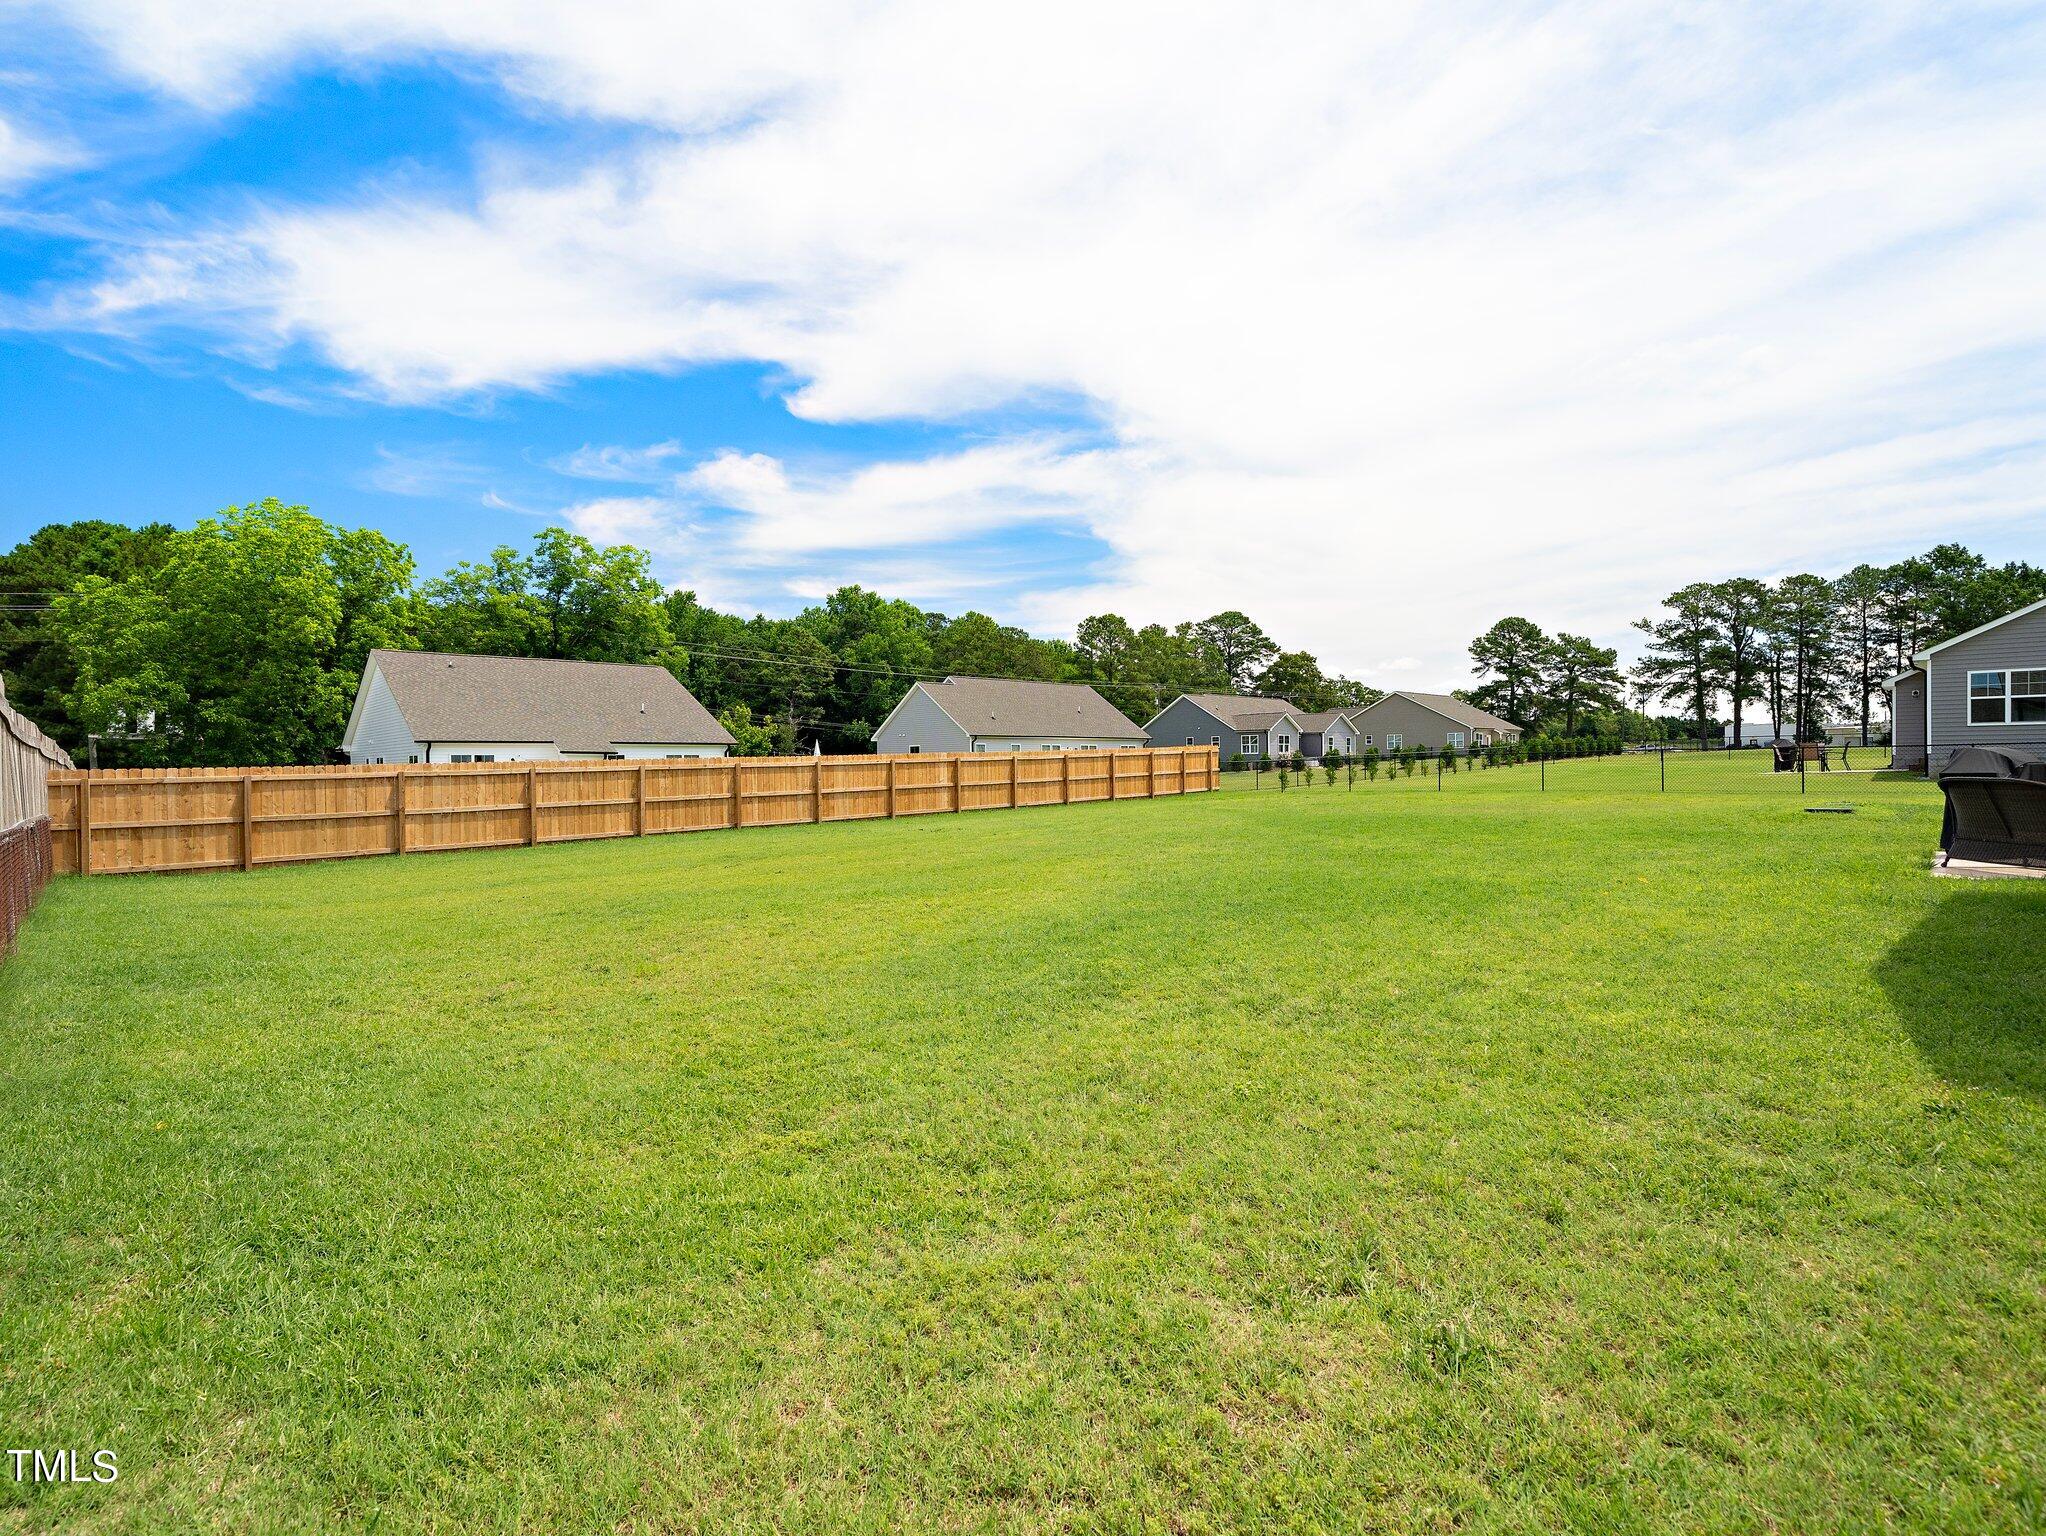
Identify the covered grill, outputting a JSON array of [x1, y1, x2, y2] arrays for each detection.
[[1937, 746, 2046, 867]]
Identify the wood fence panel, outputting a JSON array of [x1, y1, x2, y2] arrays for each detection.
[[44, 746, 1218, 877]]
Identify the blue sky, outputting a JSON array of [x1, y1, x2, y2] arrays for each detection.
[[3, 1, 2043, 682]]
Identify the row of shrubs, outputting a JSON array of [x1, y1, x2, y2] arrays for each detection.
[[1224, 733, 1631, 784]]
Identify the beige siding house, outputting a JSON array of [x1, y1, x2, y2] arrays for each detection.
[[1347, 692, 1522, 754], [340, 650, 735, 764]]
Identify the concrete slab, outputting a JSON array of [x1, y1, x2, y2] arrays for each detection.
[[1934, 856, 2046, 881]]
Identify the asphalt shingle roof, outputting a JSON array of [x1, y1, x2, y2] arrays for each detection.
[[1175, 693, 1301, 730], [918, 676, 1148, 740], [369, 649, 735, 753], [1360, 691, 1522, 734]]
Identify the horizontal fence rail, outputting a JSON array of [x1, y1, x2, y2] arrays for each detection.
[[47, 746, 1219, 877]]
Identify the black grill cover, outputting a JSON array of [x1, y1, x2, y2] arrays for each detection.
[[1938, 747, 2046, 864]]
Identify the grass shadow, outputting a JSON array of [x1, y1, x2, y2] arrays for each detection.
[[1878, 881, 2046, 1102]]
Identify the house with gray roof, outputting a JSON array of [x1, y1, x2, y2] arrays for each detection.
[[1346, 691, 1522, 755], [340, 649, 735, 764], [1143, 694, 1304, 766], [1887, 594, 2046, 773], [1295, 710, 1362, 760], [872, 676, 1148, 753]]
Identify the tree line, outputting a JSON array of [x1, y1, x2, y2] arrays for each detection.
[[1466, 544, 2046, 745], [0, 501, 1380, 765]]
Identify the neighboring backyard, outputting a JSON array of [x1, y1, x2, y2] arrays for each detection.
[[4, 755, 2042, 1532]]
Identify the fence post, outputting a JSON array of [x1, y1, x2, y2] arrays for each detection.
[[1061, 751, 1070, 804], [1437, 760, 1443, 791], [636, 763, 647, 835], [730, 759, 744, 829], [1010, 751, 1019, 808], [1148, 751, 1157, 797], [953, 754, 963, 812], [241, 772, 255, 871], [886, 756, 897, 818], [1540, 755, 1545, 792], [78, 773, 91, 875], [1660, 743, 1666, 792], [813, 756, 824, 824], [526, 766, 538, 846], [1109, 753, 1118, 801], [398, 771, 412, 853]]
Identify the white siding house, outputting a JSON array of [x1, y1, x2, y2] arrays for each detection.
[[339, 650, 735, 764], [873, 676, 1148, 754]]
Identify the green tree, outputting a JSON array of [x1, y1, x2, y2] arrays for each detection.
[[54, 500, 414, 765], [1189, 611, 1277, 692], [796, 586, 935, 750], [1768, 575, 1846, 742], [1706, 578, 1770, 749], [0, 519, 175, 753], [1832, 564, 1885, 746], [1632, 585, 1724, 747], [1542, 633, 1625, 738], [1255, 650, 1336, 710], [1468, 617, 1548, 726]]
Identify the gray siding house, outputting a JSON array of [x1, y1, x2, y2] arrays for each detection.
[[1887, 596, 2046, 773], [1295, 711, 1361, 759], [1143, 694, 1302, 765], [339, 650, 735, 763], [872, 676, 1148, 753], [1346, 692, 1522, 754]]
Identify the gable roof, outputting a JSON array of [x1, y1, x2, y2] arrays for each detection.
[[353, 649, 734, 753], [1352, 691, 1521, 734], [912, 676, 1147, 740], [1293, 710, 1357, 732], [1911, 595, 2046, 662], [1163, 693, 1302, 731]]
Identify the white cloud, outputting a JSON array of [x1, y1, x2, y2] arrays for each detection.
[[550, 440, 682, 483], [679, 438, 1131, 556], [0, 111, 72, 189], [20, 0, 2046, 683]]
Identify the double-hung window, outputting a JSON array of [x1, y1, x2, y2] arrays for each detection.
[[1969, 670, 2046, 725], [1386, 734, 1403, 752], [1446, 731, 1465, 750], [1275, 734, 1291, 755], [1240, 733, 1259, 756]]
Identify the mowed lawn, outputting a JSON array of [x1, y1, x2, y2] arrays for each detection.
[[4, 756, 2044, 1533]]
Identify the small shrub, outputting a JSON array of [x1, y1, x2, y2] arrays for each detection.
[[1323, 760, 1338, 787], [1228, 752, 1246, 774], [1277, 765, 1290, 791]]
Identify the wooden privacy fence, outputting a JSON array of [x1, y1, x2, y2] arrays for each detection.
[[1, 679, 74, 952], [48, 746, 1219, 877]]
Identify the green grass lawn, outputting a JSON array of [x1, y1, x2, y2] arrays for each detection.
[[5, 754, 2043, 1533]]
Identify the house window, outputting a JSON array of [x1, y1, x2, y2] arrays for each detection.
[[1475, 732, 1490, 747], [1386, 734, 1403, 751], [1275, 734, 1291, 754], [1210, 736, 1219, 748], [1446, 731, 1464, 750], [1240, 734, 1259, 756], [408, 755, 419, 764], [2016, 670, 2046, 724], [1186, 736, 1195, 745], [1362, 735, 1372, 747], [1970, 671, 2008, 724], [974, 742, 988, 751], [907, 746, 921, 753]]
